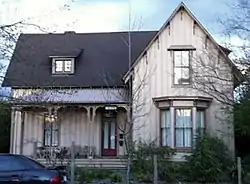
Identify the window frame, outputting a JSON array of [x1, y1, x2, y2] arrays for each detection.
[[160, 109, 171, 147], [160, 106, 207, 152], [52, 57, 75, 74], [196, 108, 206, 135], [174, 108, 193, 150], [0, 155, 29, 171], [43, 115, 60, 147], [172, 50, 192, 86]]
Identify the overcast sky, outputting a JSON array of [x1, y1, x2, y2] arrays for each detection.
[[0, 0, 241, 67], [0, 0, 241, 93], [0, 0, 234, 36]]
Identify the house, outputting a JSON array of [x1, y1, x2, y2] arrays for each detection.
[[2, 2, 238, 163]]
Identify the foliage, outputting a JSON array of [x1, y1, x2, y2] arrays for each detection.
[[234, 89, 250, 136], [0, 100, 11, 153], [130, 136, 235, 183], [180, 134, 234, 183], [131, 140, 175, 183], [234, 85, 250, 156], [76, 167, 122, 184], [241, 155, 250, 183]]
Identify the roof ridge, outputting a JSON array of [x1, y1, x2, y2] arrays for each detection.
[[21, 30, 158, 36]]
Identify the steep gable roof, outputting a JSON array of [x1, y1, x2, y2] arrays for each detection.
[[123, 2, 241, 82], [2, 31, 157, 88]]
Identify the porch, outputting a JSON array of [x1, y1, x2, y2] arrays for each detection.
[[10, 104, 130, 159], [37, 158, 127, 168]]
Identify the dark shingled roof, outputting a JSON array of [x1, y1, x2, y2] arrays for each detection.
[[2, 31, 157, 88]]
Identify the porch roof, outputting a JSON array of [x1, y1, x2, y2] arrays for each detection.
[[14, 88, 128, 104]]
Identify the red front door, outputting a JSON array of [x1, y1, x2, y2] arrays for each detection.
[[102, 119, 117, 157]]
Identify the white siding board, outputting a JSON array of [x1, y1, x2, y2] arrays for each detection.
[[132, 7, 234, 156]]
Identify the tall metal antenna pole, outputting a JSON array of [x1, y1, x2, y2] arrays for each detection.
[[126, 1, 132, 184]]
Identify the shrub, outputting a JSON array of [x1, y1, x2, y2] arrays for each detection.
[[77, 167, 122, 184], [180, 134, 234, 183], [131, 140, 175, 182]]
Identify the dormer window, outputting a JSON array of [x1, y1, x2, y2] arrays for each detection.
[[52, 58, 75, 74]]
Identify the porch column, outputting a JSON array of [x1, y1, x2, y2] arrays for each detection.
[[86, 106, 97, 158], [20, 109, 25, 155], [86, 107, 91, 157], [12, 107, 23, 154], [10, 107, 16, 153], [91, 107, 97, 157]]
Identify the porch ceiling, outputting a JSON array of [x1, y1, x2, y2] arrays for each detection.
[[14, 88, 128, 104]]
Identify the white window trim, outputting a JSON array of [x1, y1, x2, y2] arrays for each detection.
[[43, 119, 60, 147], [161, 107, 206, 150], [52, 57, 75, 74], [172, 50, 192, 85]]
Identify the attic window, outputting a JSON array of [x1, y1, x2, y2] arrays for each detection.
[[52, 58, 75, 74]]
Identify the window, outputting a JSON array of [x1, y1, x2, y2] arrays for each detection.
[[0, 156, 27, 171], [173, 51, 191, 85], [161, 110, 171, 146], [44, 116, 59, 146], [160, 107, 206, 150], [19, 156, 45, 169], [175, 109, 192, 148], [53, 58, 74, 74], [196, 109, 205, 134]]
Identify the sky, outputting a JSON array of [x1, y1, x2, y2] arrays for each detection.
[[0, 0, 242, 95], [0, 0, 235, 37], [0, 0, 243, 66]]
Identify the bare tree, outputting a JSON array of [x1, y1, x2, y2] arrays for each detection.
[[98, 13, 157, 184], [0, 0, 78, 166], [187, 0, 248, 124]]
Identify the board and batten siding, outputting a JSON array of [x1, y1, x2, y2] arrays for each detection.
[[10, 89, 128, 156], [12, 109, 91, 156], [132, 8, 234, 155]]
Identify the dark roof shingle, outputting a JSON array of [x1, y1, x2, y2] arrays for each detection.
[[2, 31, 157, 87]]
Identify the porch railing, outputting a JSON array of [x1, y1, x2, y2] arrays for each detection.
[[32, 141, 97, 166]]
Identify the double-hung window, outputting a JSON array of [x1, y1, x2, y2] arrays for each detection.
[[196, 109, 205, 134], [161, 110, 171, 146], [173, 51, 191, 85], [175, 109, 192, 148]]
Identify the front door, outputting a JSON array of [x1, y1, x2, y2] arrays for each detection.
[[102, 119, 117, 157]]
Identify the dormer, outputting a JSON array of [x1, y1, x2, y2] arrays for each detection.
[[49, 48, 83, 75]]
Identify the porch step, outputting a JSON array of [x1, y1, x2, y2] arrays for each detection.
[[37, 158, 127, 168]]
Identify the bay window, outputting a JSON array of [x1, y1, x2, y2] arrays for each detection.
[[161, 107, 206, 150]]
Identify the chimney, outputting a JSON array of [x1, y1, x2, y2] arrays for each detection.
[[64, 31, 76, 34]]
